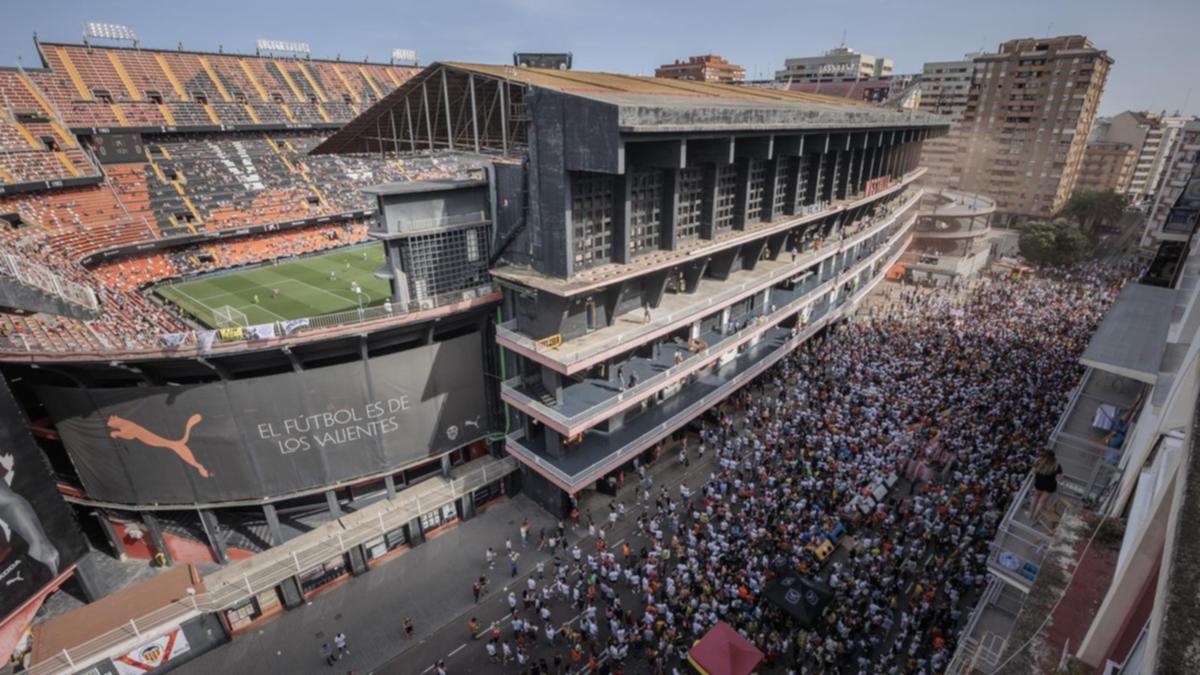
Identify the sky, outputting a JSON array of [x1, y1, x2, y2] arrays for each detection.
[[2, 0, 1196, 118]]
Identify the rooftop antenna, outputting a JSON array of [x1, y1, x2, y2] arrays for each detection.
[[1045, 22, 1054, 38], [840, 29, 847, 48]]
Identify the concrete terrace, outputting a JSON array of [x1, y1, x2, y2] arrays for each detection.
[[496, 189, 922, 376]]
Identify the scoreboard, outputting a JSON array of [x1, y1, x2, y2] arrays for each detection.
[[92, 133, 145, 164]]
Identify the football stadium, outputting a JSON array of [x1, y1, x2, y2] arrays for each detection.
[[0, 12, 1196, 675]]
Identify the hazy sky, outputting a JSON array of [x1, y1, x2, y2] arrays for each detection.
[[3, 0, 1196, 118]]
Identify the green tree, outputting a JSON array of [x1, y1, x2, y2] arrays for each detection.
[[1061, 190, 1128, 236], [1019, 219, 1089, 266]]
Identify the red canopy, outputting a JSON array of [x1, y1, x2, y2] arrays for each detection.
[[687, 622, 765, 675]]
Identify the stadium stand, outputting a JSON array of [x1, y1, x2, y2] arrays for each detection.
[[28, 42, 416, 131], [0, 37, 480, 355], [0, 69, 100, 188]]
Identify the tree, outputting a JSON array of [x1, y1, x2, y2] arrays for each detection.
[[1061, 190, 1128, 236], [1018, 219, 1089, 266]]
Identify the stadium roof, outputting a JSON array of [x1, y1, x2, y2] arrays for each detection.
[[312, 61, 948, 155]]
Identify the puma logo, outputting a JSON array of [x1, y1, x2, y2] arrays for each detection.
[[107, 414, 212, 479]]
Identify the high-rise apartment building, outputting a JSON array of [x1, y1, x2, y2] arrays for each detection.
[[655, 55, 745, 83], [1144, 119, 1200, 244], [958, 36, 1112, 221], [775, 46, 893, 84], [917, 55, 979, 188]]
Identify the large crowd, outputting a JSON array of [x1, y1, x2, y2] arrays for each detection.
[[475, 261, 1136, 674]]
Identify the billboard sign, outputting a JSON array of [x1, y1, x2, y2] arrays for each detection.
[[40, 333, 488, 505], [0, 380, 87, 622]]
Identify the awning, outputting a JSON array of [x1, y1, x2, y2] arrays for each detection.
[[763, 572, 834, 627], [687, 622, 764, 675], [1080, 283, 1174, 385]]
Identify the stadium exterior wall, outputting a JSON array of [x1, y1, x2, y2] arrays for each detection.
[[37, 332, 490, 506]]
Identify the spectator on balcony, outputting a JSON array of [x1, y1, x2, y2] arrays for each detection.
[[1029, 450, 1063, 524]]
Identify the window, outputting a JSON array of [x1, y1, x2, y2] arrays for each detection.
[[714, 165, 737, 231], [676, 167, 704, 241], [145, 90, 164, 104], [571, 172, 614, 269], [629, 170, 662, 257], [419, 508, 443, 531], [746, 159, 766, 219]]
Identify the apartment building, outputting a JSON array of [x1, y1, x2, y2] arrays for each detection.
[[958, 36, 1112, 222], [775, 46, 893, 84], [1076, 140, 1137, 194], [655, 55, 745, 83], [918, 54, 980, 188]]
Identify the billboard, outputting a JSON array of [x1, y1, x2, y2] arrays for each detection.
[[0, 379, 87, 623], [40, 333, 488, 505]]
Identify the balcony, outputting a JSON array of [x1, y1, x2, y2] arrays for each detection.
[[501, 217, 914, 435], [504, 234, 910, 493], [987, 368, 1143, 592], [496, 190, 923, 375]]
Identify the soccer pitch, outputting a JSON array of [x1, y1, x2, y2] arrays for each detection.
[[154, 245, 391, 328]]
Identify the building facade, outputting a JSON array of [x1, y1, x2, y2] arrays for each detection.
[[1143, 119, 1200, 245], [957, 36, 1112, 222], [655, 55, 745, 83], [1088, 111, 1196, 203], [313, 61, 947, 513], [775, 46, 893, 84], [918, 55, 980, 188], [1076, 140, 1137, 194]]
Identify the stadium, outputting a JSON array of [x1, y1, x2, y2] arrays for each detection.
[[0, 15, 1194, 675]]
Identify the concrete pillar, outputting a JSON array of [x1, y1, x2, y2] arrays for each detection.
[[441, 454, 452, 477], [460, 492, 476, 521], [661, 168, 680, 250], [384, 474, 398, 500], [263, 503, 284, 546], [699, 164, 719, 240], [732, 157, 752, 230], [198, 509, 229, 565], [612, 171, 632, 264], [325, 489, 342, 518], [142, 514, 173, 566], [94, 511, 126, 561]]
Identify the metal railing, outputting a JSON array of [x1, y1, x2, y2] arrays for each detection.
[[28, 456, 517, 675], [501, 214, 917, 430], [0, 252, 99, 311], [496, 191, 923, 366], [0, 283, 499, 360]]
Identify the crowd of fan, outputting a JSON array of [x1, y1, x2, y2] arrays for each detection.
[[0, 130, 484, 353], [476, 261, 1135, 675]]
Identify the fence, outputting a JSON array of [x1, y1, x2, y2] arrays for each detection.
[[0, 252, 98, 311], [27, 456, 517, 675]]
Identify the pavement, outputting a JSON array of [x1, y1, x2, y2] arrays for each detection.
[[172, 432, 714, 675]]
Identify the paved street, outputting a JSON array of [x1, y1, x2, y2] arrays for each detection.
[[173, 435, 712, 675]]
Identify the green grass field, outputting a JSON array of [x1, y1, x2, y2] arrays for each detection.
[[155, 245, 391, 328]]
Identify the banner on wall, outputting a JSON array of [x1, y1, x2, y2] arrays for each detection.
[[0, 380, 88, 623], [40, 333, 489, 505]]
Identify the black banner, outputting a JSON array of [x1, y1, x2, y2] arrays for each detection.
[[764, 573, 834, 627], [40, 333, 488, 505], [0, 379, 87, 622]]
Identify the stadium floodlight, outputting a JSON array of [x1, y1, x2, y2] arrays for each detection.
[[391, 48, 418, 65], [256, 39, 311, 56], [83, 22, 138, 44]]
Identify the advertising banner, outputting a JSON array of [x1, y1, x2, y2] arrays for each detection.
[[0, 380, 87, 622], [40, 333, 489, 505], [112, 627, 191, 675]]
